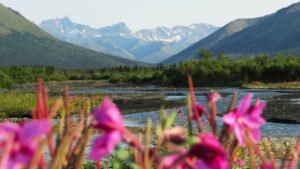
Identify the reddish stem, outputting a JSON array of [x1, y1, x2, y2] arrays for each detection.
[[96, 160, 101, 169], [188, 75, 202, 132], [37, 79, 44, 119], [43, 87, 49, 118]]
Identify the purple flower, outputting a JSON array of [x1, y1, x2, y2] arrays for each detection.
[[89, 131, 122, 160], [0, 120, 50, 169], [207, 92, 221, 103], [223, 94, 266, 146], [189, 133, 229, 169], [89, 98, 125, 160], [92, 97, 124, 131], [260, 161, 275, 169], [192, 104, 206, 120], [158, 150, 188, 169]]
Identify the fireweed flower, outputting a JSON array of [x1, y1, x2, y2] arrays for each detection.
[[89, 97, 125, 160], [223, 94, 266, 146], [207, 92, 221, 103], [0, 120, 50, 169], [189, 133, 229, 169], [192, 104, 206, 120], [260, 161, 275, 169], [91, 97, 124, 131], [158, 150, 188, 169], [89, 131, 122, 160]]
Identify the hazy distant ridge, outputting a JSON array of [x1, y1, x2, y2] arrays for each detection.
[[0, 3, 144, 69], [40, 17, 219, 63]]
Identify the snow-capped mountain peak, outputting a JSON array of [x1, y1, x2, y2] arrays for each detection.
[[39, 17, 219, 63]]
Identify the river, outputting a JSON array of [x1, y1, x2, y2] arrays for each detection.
[[70, 87, 300, 137]]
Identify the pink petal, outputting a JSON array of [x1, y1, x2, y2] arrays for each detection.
[[251, 102, 266, 116], [92, 97, 124, 130], [0, 122, 20, 134], [207, 92, 221, 102], [238, 94, 253, 115], [159, 150, 187, 169], [243, 116, 265, 129], [249, 128, 261, 144], [234, 124, 246, 146], [195, 160, 211, 169], [222, 112, 237, 126], [89, 131, 122, 160], [21, 120, 51, 143]]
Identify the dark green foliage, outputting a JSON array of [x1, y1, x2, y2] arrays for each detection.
[[0, 66, 69, 88], [1, 54, 300, 88], [0, 70, 13, 89], [81, 162, 96, 169], [160, 54, 300, 86]]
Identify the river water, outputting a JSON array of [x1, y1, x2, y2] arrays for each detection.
[[70, 87, 300, 137]]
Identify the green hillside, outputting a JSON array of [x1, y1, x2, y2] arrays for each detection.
[[0, 3, 145, 69], [163, 2, 300, 64]]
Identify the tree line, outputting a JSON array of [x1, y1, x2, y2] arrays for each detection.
[[1, 50, 300, 89]]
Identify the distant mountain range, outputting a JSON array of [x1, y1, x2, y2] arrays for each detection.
[[0, 3, 144, 69], [40, 17, 219, 63], [163, 2, 300, 64]]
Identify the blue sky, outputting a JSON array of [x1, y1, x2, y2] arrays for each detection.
[[0, 0, 299, 30]]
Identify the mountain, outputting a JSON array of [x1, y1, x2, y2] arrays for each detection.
[[40, 18, 219, 63], [0, 3, 144, 69], [163, 2, 300, 64]]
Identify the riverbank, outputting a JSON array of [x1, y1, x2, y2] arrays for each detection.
[[264, 92, 300, 123], [1, 81, 299, 124], [243, 81, 300, 89], [0, 90, 186, 118]]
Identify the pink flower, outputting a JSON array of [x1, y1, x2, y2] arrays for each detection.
[[192, 104, 206, 120], [207, 92, 221, 102], [189, 133, 229, 169], [89, 131, 122, 160], [89, 98, 125, 160], [223, 94, 266, 146], [0, 120, 50, 169], [92, 97, 124, 131], [260, 161, 275, 169], [158, 150, 188, 169]]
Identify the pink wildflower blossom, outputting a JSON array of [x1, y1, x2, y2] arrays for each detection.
[[89, 97, 125, 160], [260, 161, 275, 169], [91, 97, 124, 131], [207, 92, 221, 103], [89, 131, 122, 160], [158, 150, 188, 169], [189, 133, 229, 169], [192, 104, 206, 120], [0, 120, 50, 169], [223, 94, 266, 146]]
